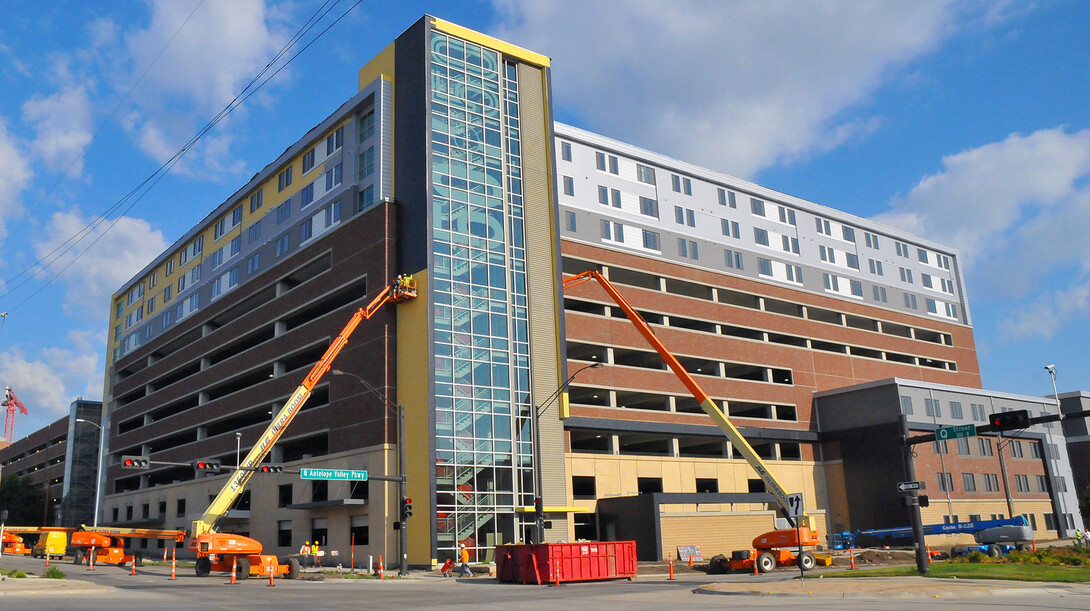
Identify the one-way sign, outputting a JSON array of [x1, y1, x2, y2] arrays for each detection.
[[897, 481, 921, 492]]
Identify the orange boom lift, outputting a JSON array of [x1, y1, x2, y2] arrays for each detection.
[[187, 276, 416, 579], [563, 271, 818, 572]]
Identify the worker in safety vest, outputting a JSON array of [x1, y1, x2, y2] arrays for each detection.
[[300, 541, 311, 567], [458, 543, 472, 577], [311, 541, 321, 567]]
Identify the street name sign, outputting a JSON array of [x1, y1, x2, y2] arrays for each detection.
[[936, 424, 977, 440], [896, 481, 921, 492], [300, 468, 368, 481]]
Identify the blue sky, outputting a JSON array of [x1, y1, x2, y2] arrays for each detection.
[[1, 1, 1088, 435]]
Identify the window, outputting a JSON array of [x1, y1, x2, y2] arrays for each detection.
[[325, 162, 342, 190], [300, 183, 315, 208], [177, 274, 186, 293], [278, 484, 292, 508], [176, 498, 186, 517], [610, 188, 623, 208], [1015, 474, 1029, 493], [932, 439, 948, 454], [868, 259, 883, 275], [819, 245, 834, 263], [718, 188, 728, 206], [601, 220, 611, 240], [163, 284, 172, 302], [561, 141, 572, 161], [302, 148, 316, 173], [778, 206, 796, 225], [563, 176, 574, 196], [247, 253, 260, 275], [1009, 441, 1024, 458], [250, 190, 263, 212], [896, 241, 910, 257], [925, 398, 941, 418], [724, 249, 743, 269], [957, 437, 970, 455], [962, 473, 976, 492], [248, 223, 261, 244], [637, 477, 663, 494], [781, 235, 799, 254], [904, 293, 918, 309], [639, 196, 659, 218], [864, 232, 880, 248], [598, 185, 609, 205], [300, 218, 313, 242], [950, 401, 963, 419], [325, 201, 340, 226], [278, 521, 292, 547], [359, 146, 375, 179], [846, 253, 860, 269], [750, 198, 765, 216], [609, 155, 619, 174], [689, 241, 698, 259], [872, 286, 887, 302], [1036, 475, 1048, 492], [278, 166, 292, 191], [357, 184, 375, 213], [921, 273, 933, 289], [926, 298, 938, 314], [602, 221, 623, 241], [565, 211, 576, 231], [677, 238, 687, 257], [166, 257, 175, 276], [727, 191, 737, 207], [636, 163, 655, 184], [978, 438, 994, 456], [190, 266, 201, 284], [815, 217, 832, 235], [572, 476, 596, 498], [721, 219, 740, 238], [758, 258, 773, 276], [822, 273, 839, 291], [326, 125, 343, 155], [276, 234, 290, 258], [359, 109, 375, 141], [276, 201, 291, 224], [900, 396, 913, 415], [148, 274, 157, 289], [754, 228, 769, 246], [918, 248, 929, 263], [937, 472, 953, 492], [595, 152, 606, 171], [849, 280, 863, 297], [984, 474, 999, 492], [1031, 441, 1042, 459], [899, 267, 913, 283], [210, 248, 224, 269], [785, 264, 802, 283], [642, 230, 660, 250], [842, 226, 856, 242]]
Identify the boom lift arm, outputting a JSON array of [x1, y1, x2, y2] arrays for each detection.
[[190, 276, 417, 539], [563, 270, 797, 525]]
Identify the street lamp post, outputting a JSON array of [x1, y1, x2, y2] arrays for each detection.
[[74, 418, 105, 528], [532, 362, 602, 543], [1044, 365, 1068, 537], [236, 432, 242, 470], [330, 369, 408, 576]]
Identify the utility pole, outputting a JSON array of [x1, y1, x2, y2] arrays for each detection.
[[899, 415, 930, 574], [398, 404, 407, 577]]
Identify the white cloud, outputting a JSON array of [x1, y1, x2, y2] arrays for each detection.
[[873, 127, 1090, 340], [33, 209, 168, 319], [491, 0, 962, 177], [0, 351, 71, 423], [22, 85, 95, 176], [118, 0, 292, 174], [0, 117, 32, 239], [0, 328, 105, 430]]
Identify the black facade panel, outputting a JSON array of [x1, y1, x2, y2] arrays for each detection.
[[833, 422, 909, 530], [393, 16, 430, 275]]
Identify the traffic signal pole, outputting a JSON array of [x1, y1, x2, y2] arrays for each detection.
[[899, 415, 930, 575], [398, 403, 408, 577]]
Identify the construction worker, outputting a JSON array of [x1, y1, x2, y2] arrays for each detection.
[[311, 540, 320, 567], [458, 543, 472, 577], [300, 541, 311, 567]]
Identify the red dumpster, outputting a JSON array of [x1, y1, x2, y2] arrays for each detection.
[[496, 541, 637, 584]]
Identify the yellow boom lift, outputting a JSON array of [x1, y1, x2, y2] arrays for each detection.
[[563, 271, 818, 571], [188, 276, 416, 579]]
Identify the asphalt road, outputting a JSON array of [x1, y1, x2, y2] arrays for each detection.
[[2, 554, 1089, 610]]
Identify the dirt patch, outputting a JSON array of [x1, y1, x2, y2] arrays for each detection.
[[829, 549, 917, 567]]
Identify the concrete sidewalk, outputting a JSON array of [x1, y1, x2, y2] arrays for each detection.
[[697, 575, 1085, 599], [0, 576, 111, 596]]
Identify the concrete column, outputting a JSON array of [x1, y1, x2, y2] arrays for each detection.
[[200, 357, 211, 370], [198, 391, 209, 405], [609, 434, 620, 455], [668, 396, 677, 413], [275, 320, 287, 336]]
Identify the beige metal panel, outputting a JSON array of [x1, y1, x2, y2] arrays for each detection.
[[516, 62, 565, 540]]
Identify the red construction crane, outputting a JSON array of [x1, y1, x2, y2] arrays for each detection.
[[2, 386, 28, 441]]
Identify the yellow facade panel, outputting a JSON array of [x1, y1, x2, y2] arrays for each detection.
[[431, 18, 550, 68], [358, 43, 395, 92]]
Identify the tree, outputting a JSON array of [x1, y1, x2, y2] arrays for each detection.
[[0, 474, 47, 525]]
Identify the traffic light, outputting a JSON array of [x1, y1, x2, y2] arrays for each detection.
[[534, 497, 542, 516], [260, 465, 283, 473], [990, 409, 1030, 431], [194, 459, 222, 473], [401, 497, 413, 520], [919, 495, 930, 508], [393, 521, 402, 530], [122, 455, 150, 470]]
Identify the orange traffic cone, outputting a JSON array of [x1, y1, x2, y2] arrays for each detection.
[[688, 554, 694, 568], [849, 545, 856, 570], [170, 558, 176, 580], [230, 557, 238, 584], [667, 555, 675, 580], [379, 555, 385, 580], [131, 557, 137, 575], [45, 552, 50, 568], [88, 546, 96, 571], [753, 550, 758, 575], [927, 546, 933, 565], [267, 563, 275, 587], [1032, 540, 1037, 552]]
